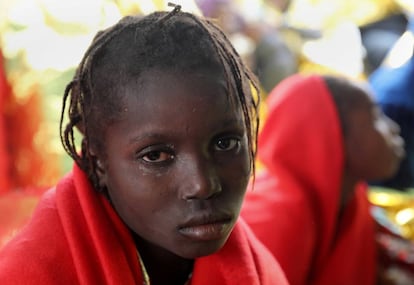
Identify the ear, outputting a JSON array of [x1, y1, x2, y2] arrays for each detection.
[[89, 148, 108, 188]]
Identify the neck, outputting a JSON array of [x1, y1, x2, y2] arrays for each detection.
[[133, 234, 193, 285], [338, 170, 359, 218]]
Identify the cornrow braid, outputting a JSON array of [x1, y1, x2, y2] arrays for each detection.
[[60, 15, 147, 189], [60, 5, 260, 191]]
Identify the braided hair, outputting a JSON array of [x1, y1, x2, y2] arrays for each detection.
[[60, 4, 260, 190]]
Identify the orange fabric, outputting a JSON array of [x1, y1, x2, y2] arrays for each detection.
[[0, 164, 288, 284], [6, 80, 59, 192], [0, 49, 56, 250], [241, 74, 377, 285], [0, 191, 39, 248]]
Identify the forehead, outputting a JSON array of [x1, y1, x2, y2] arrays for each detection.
[[336, 81, 375, 117], [343, 86, 377, 128], [351, 88, 374, 110], [352, 82, 375, 105], [108, 69, 244, 137], [124, 69, 234, 110]]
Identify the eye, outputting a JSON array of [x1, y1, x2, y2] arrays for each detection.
[[214, 137, 241, 152], [138, 147, 175, 163]]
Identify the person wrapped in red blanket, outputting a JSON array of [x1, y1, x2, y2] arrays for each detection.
[[241, 74, 405, 285], [0, 165, 285, 284], [0, 5, 288, 285]]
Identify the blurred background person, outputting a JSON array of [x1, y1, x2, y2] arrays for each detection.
[[241, 74, 409, 285], [368, 15, 414, 191]]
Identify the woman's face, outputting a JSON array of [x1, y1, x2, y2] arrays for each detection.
[[97, 70, 250, 259], [344, 89, 405, 182]]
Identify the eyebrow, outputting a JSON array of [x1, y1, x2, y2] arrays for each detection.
[[219, 118, 245, 129], [127, 118, 245, 144], [128, 133, 167, 144]]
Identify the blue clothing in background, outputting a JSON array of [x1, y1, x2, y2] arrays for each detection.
[[369, 41, 414, 190]]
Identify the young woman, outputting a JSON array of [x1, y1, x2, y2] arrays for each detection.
[[241, 74, 405, 285], [0, 5, 287, 285]]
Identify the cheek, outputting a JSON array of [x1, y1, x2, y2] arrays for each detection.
[[104, 165, 162, 219], [346, 132, 376, 173], [106, 176, 145, 220], [346, 133, 397, 180], [223, 149, 251, 197], [105, 172, 178, 242]]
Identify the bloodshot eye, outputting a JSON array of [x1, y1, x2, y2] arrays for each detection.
[[214, 137, 241, 152], [141, 151, 174, 163]]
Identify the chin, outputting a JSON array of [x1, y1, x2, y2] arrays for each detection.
[[178, 238, 228, 259], [373, 169, 399, 182]]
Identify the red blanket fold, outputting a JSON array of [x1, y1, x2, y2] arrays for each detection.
[[0, 164, 288, 284], [241, 74, 377, 285]]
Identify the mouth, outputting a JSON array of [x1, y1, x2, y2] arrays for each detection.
[[178, 214, 234, 241], [396, 147, 406, 159], [395, 143, 406, 159], [394, 137, 406, 159]]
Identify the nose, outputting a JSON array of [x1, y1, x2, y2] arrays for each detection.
[[180, 156, 222, 200]]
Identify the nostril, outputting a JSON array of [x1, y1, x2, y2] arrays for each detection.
[[179, 156, 222, 200], [181, 175, 222, 201], [206, 183, 222, 200]]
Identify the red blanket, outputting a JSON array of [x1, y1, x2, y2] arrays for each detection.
[[0, 164, 288, 284], [241, 74, 377, 285]]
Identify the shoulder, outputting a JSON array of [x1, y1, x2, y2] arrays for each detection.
[[242, 170, 316, 226]]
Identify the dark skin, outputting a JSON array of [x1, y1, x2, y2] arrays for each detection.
[[333, 81, 405, 285], [329, 79, 404, 216], [94, 69, 251, 285]]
